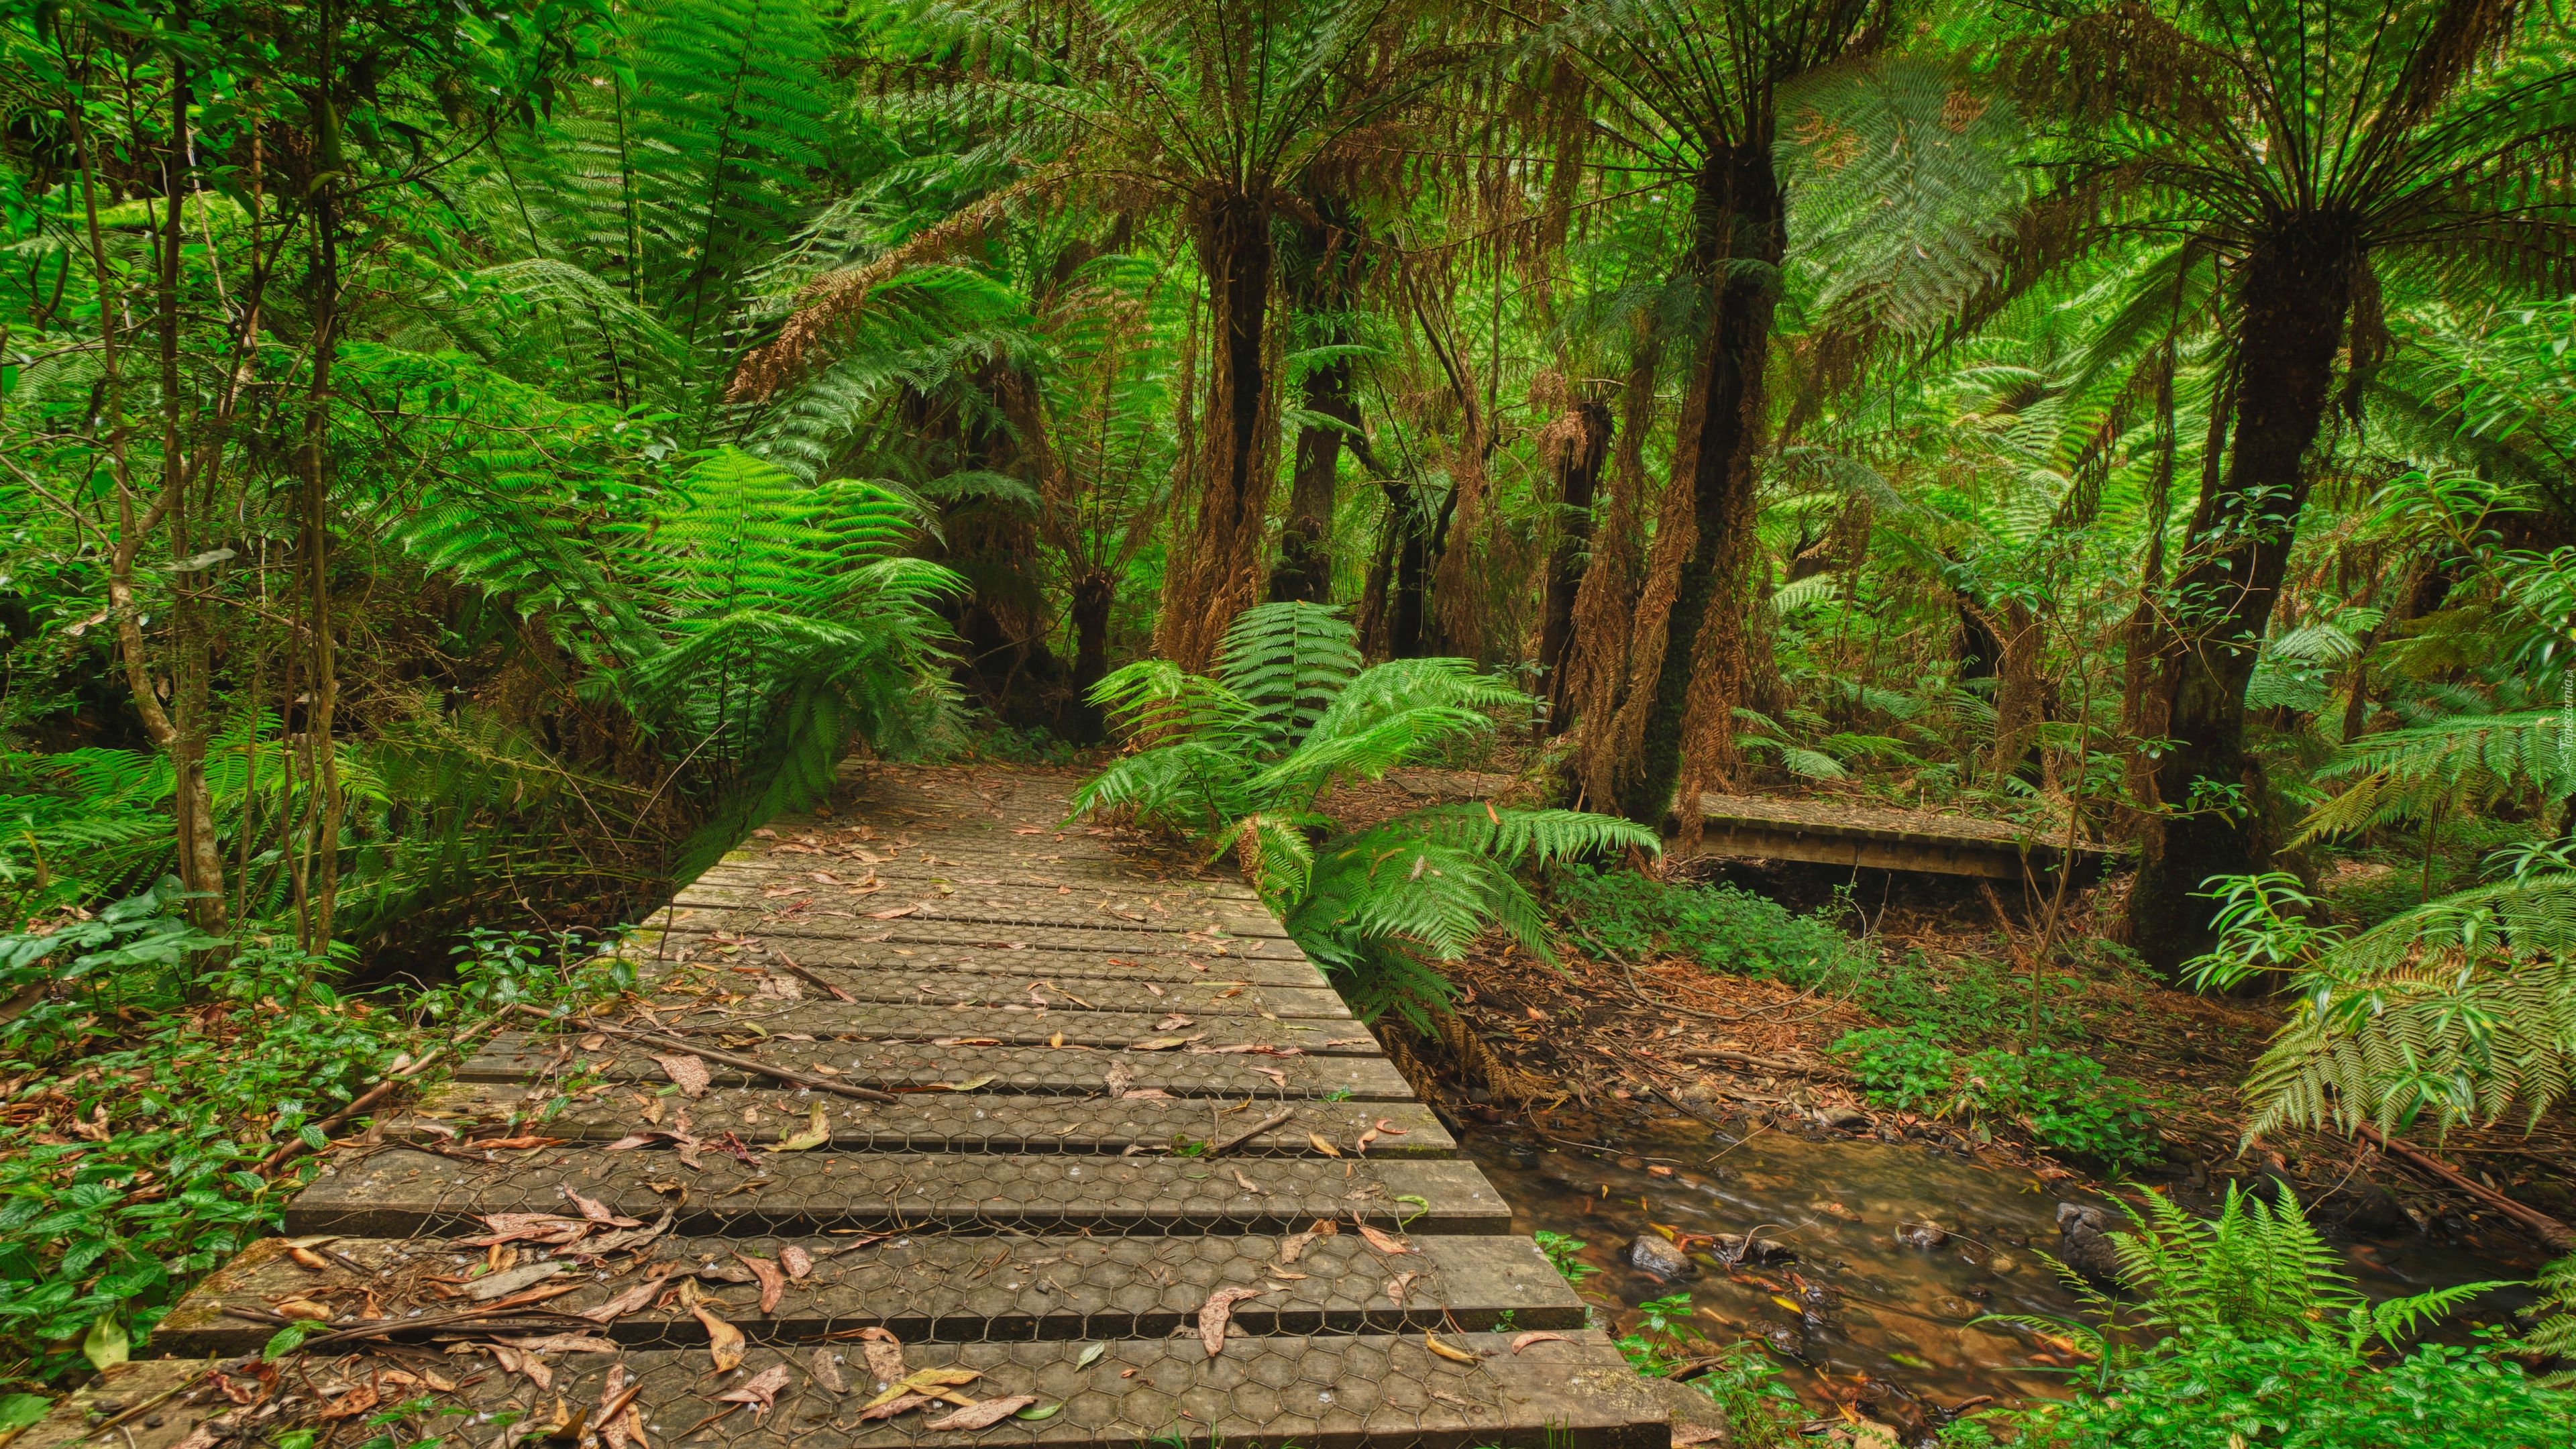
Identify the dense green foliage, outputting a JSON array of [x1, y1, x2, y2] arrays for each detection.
[[6, 0, 2576, 1417], [1072, 602, 1655, 1025], [1950, 1188, 2574, 1447], [1833, 1028, 2162, 1168]]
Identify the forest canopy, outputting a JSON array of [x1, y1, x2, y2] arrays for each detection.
[[3, 0, 2576, 1415]]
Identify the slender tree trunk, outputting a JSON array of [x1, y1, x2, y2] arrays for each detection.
[[1067, 567, 1113, 743], [1156, 193, 1276, 669], [1614, 148, 1784, 824], [1270, 208, 1360, 604], [1984, 598, 2043, 782], [1540, 400, 1612, 735], [2125, 227, 2355, 973], [1271, 351, 1352, 604], [299, 105, 346, 955], [158, 56, 226, 930], [1389, 480, 1431, 658]]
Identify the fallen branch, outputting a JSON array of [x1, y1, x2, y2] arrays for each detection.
[[517, 1004, 898, 1104], [1202, 1108, 1295, 1158], [2354, 1122, 2576, 1252]]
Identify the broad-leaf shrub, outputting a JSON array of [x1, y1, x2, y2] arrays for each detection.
[[1072, 603, 1657, 1027]]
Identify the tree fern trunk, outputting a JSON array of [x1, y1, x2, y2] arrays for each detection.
[[2126, 225, 2356, 973], [1157, 193, 1276, 671], [1615, 148, 1784, 824], [1272, 348, 1352, 604], [1270, 207, 1362, 606], [1540, 400, 1612, 736]]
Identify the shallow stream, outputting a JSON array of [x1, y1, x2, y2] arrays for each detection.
[[1458, 1113, 2546, 1441]]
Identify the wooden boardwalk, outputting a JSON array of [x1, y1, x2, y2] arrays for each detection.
[[42, 766, 1666, 1449], [1686, 792, 2116, 880]]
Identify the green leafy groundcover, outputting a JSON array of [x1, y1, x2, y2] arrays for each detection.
[[1832, 1026, 2163, 1169], [0, 883, 629, 1383], [1944, 1186, 2575, 1447], [1939, 1331, 2575, 1448]]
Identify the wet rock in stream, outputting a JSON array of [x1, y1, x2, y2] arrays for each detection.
[[1625, 1232, 1695, 1279], [1712, 1230, 1796, 1264], [1896, 1220, 1948, 1249], [2055, 1201, 2123, 1282]]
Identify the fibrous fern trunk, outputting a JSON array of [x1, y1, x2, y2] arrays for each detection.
[[2126, 225, 2357, 972], [1611, 148, 1784, 825], [1271, 207, 1364, 606], [1157, 193, 1278, 671], [1539, 400, 1612, 736]]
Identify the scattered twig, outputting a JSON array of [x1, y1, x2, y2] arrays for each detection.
[[769, 950, 857, 1003], [1674, 1046, 1848, 1082], [515, 1004, 898, 1103], [1201, 1108, 1295, 1158], [254, 1014, 508, 1178]]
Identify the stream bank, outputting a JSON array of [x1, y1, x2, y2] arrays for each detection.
[[1442, 1104, 2544, 1443]]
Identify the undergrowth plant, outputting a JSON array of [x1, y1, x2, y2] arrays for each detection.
[[1833, 1028, 2161, 1168], [1071, 602, 1657, 1027], [1943, 1186, 2569, 1448], [0, 886, 631, 1381]]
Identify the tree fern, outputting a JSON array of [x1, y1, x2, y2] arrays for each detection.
[[1071, 603, 1657, 1028], [2195, 855, 2576, 1134]]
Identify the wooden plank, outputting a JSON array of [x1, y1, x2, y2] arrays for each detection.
[[288, 1148, 1516, 1238], [584, 1002, 1375, 1054], [44, 1332, 1668, 1449], [152, 1230, 1574, 1355], [462, 1034, 1409, 1099], [403, 1085, 1452, 1156]]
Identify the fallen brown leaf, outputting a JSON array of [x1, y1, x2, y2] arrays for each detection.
[[1197, 1286, 1265, 1358], [808, 1347, 845, 1395], [315, 1385, 380, 1421], [781, 1246, 813, 1280], [856, 1325, 905, 1386], [580, 1270, 674, 1323], [653, 1053, 711, 1098], [695, 1303, 745, 1372], [1386, 1272, 1419, 1306], [714, 1364, 792, 1417], [1356, 1221, 1414, 1256], [1424, 1331, 1481, 1364], [1510, 1331, 1571, 1353], [855, 1393, 928, 1423], [738, 1254, 787, 1313]]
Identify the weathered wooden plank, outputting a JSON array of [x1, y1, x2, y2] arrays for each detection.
[[48, 1331, 1666, 1449], [637, 911, 1310, 961], [584, 1002, 1373, 1054], [632, 957, 1351, 1019], [631, 928, 1326, 987], [403, 1085, 1451, 1157], [671, 881, 1293, 938], [711, 850, 1260, 898], [464, 1034, 1404, 1099], [288, 1148, 1515, 1238], [153, 1230, 1574, 1356]]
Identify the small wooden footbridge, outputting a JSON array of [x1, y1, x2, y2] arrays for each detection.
[[36, 766, 1668, 1449]]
